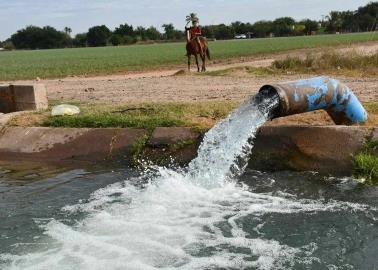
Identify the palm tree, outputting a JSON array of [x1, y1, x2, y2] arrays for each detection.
[[64, 27, 72, 36], [186, 13, 199, 26]]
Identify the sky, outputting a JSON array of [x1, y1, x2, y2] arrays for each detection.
[[0, 0, 374, 40]]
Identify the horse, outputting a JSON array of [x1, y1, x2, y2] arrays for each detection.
[[185, 29, 211, 72]]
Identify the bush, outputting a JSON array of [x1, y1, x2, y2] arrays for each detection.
[[110, 34, 124, 46]]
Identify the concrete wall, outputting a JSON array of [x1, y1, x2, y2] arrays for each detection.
[[0, 84, 48, 113], [0, 126, 375, 175], [250, 126, 372, 175], [0, 127, 147, 162]]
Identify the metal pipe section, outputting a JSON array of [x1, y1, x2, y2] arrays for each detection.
[[259, 76, 368, 125]]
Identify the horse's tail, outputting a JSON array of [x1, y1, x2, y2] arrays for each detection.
[[206, 47, 211, 60]]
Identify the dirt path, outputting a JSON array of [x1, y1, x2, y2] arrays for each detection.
[[3, 42, 378, 104]]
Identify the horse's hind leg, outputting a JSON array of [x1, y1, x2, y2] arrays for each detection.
[[194, 54, 200, 72], [201, 53, 206, 72]]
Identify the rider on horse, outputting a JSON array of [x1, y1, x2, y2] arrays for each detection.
[[185, 16, 203, 52]]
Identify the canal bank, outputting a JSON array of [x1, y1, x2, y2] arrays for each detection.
[[0, 125, 376, 176]]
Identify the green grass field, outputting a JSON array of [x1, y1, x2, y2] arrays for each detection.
[[0, 32, 377, 81]]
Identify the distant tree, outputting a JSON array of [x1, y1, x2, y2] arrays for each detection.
[[86, 25, 111, 47], [109, 34, 123, 46], [5, 41, 15, 50], [201, 25, 215, 38], [114, 23, 134, 36], [340, 11, 358, 32], [355, 2, 378, 31], [135, 26, 161, 41], [162, 23, 175, 39], [145, 26, 161, 40], [135, 26, 147, 41], [73, 33, 87, 47], [64, 27, 72, 36], [173, 29, 184, 40], [11, 25, 68, 49], [0, 39, 15, 50], [214, 24, 234, 39], [325, 11, 344, 33], [5, 1, 377, 49], [252, 20, 274, 38], [300, 19, 320, 35], [231, 21, 253, 35], [273, 17, 296, 36]]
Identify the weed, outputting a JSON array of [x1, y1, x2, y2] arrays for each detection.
[[354, 140, 378, 185]]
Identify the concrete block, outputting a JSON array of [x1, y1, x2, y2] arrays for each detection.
[[0, 85, 15, 113], [11, 84, 48, 111], [0, 84, 48, 113]]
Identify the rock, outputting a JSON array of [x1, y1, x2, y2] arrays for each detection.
[[0, 111, 29, 126]]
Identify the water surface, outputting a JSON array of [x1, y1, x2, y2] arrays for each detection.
[[0, 166, 377, 270], [1, 93, 377, 269]]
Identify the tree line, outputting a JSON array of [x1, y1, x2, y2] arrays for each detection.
[[1, 1, 376, 50]]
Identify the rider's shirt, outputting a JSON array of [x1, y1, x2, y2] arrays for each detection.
[[190, 26, 202, 38]]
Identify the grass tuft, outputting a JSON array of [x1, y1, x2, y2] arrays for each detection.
[[131, 134, 150, 165], [43, 114, 183, 130], [12, 101, 240, 130], [354, 140, 378, 185], [272, 51, 378, 76]]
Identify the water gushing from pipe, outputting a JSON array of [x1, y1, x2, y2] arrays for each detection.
[[187, 91, 279, 187]]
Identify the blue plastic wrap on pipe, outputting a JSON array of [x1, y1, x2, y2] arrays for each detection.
[[259, 76, 368, 125]]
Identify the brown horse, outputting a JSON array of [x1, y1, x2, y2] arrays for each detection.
[[186, 30, 211, 72]]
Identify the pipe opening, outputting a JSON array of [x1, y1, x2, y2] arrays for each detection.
[[254, 86, 281, 120], [257, 77, 368, 125]]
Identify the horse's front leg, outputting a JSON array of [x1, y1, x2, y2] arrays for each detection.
[[188, 55, 191, 72], [194, 54, 200, 72]]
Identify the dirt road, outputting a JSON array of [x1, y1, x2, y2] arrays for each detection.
[[4, 42, 378, 104]]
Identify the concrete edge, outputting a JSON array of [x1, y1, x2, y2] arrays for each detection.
[[0, 126, 375, 175]]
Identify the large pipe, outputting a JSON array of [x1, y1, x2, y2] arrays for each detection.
[[258, 76, 368, 125]]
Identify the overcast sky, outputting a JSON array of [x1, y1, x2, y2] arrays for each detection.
[[0, 0, 373, 40]]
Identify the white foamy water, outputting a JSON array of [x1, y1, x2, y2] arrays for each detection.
[[187, 93, 279, 187], [1, 95, 374, 269]]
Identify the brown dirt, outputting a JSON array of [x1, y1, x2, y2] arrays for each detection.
[[5, 42, 378, 126]]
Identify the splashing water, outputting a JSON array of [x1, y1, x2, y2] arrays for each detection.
[[1, 93, 376, 270], [187, 92, 279, 187]]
